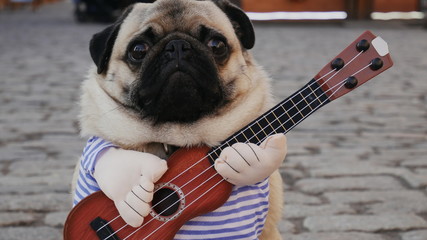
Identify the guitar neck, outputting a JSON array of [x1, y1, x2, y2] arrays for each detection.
[[209, 30, 393, 160], [210, 79, 330, 158]]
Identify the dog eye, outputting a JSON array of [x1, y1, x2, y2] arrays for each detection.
[[128, 43, 149, 62], [207, 38, 227, 56]]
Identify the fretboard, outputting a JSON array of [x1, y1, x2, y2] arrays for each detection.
[[208, 79, 330, 160]]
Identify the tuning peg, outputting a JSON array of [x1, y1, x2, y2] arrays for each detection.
[[370, 58, 384, 70], [331, 58, 345, 70], [356, 39, 370, 52], [344, 76, 358, 89]]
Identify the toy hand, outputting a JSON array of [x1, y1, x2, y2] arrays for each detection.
[[214, 133, 287, 186], [93, 148, 168, 227]]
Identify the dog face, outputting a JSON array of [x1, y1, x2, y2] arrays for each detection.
[[80, 0, 272, 148], [90, 0, 255, 123]]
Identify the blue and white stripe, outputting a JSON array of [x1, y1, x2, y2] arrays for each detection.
[[73, 136, 270, 239], [73, 136, 116, 205]]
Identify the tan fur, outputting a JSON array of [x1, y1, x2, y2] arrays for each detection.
[[76, 0, 284, 238]]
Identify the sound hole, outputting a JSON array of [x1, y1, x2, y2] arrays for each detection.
[[152, 188, 180, 216]]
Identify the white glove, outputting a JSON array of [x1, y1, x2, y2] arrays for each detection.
[[214, 133, 287, 186], [93, 147, 168, 228]]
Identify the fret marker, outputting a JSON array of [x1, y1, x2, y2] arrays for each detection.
[[356, 39, 370, 52], [331, 58, 345, 70], [370, 58, 384, 71], [344, 76, 358, 89]]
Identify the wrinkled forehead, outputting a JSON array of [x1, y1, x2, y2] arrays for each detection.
[[116, 0, 236, 46]]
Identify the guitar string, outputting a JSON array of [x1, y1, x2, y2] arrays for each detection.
[[137, 68, 359, 240], [126, 174, 226, 240], [95, 67, 338, 234], [111, 60, 374, 240], [99, 51, 366, 238], [151, 51, 363, 188], [316, 51, 363, 90], [98, 52, 364, 238], [95, 67, 338, 235], [104, 70, 365, 240], [101, 70, 338, 240], [120, 84, 338, 240], [141, 178, 227, 240]]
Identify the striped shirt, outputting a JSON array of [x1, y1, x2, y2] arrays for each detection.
[[73, 136, 270, 240]]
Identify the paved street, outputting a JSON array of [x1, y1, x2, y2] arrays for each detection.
[[1, 1, 427, 240]]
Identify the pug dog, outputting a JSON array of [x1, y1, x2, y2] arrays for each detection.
[[72, 0, 287, 239]]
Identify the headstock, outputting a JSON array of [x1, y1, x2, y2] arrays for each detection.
[[314, 31, 393, 100]]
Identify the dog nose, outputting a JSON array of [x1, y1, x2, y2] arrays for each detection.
[[165, 39, 192, 60]]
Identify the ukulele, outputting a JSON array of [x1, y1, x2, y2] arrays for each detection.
[[64, 30, 393, 240]]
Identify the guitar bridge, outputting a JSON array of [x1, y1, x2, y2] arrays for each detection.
[[90, 217, 121, 240]]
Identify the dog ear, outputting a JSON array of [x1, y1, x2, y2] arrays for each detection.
[[89, 24, 121, 74], [212, 0, 255, 49], [89, 6, 135, 74]]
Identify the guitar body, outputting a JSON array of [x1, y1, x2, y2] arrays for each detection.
[[64, 146, 233, 240]]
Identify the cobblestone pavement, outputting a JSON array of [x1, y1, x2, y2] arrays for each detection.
[[1, 2, 427, 240]]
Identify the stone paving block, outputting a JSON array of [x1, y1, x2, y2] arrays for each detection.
[[44, 211, 68, 227], [0, 227, 61, 240], [48, 109, 79, 122], [0, 129, 21, 143], [0, 184, 69, 195], [309, 162, 427, 188], [324, 190, 427, 204], [278, 220, 296, 233], [287, 232, 387, 240], [0, 147, 48, 162], [54, 152, 83, 163], [0, 111, 45, 122], [284, 204, 355, 219], [376, 149, 427, 160], [310, 162, 399, 177], [282, 168, 305, 181], [20, 134, 82, 150], [0, 212, 36, 226], [8, 160, 75, 176], [295, 176, 404, 194], [18, 122, 78, 135], [336, 137, 408, 150], [367, 198, 427, 215], [408, 173, 427, 188], [0, 174, 73, 193], [286, 157, 364, 169], [0, 193, 71, 211], [304, 214, 427, 232], [284, 191, 322, 205], [401, 230, 427, 240]]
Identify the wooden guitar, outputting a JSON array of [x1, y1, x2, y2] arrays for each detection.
[[64, 30, 393, 240]]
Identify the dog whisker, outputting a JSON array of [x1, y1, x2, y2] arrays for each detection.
[[100, 105, 123, 117]]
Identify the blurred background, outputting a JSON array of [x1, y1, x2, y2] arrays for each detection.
[[1, 0, 427, 23], [1, 0, 427, 240]]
